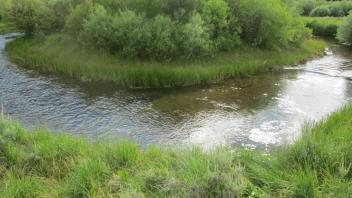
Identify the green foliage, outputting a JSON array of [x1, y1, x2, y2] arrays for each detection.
[[328, 0, 352, 17], [109, 10, 146, 58], [308, 0, 352, 17], [79, 4, 112, 49], [337, 13, 352, 45], [0, 175, 44, 198], [201, 0, 240, 50], [234, 0, 309, 48], [1, 104, 352, 197], [8, 0, 52, 35], [297, 0, 319, 16], [310, 5, 331, 17], [180, 14, 213, 59], [303, 17, 343, 38], [143, 15, 177, 60], [64, 1, 93, 37], [3, 0, 310, 60], [163, 0, 201, 22], [6, 35, 326, 88]]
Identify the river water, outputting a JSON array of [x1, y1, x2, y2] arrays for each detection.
[[1, 34, 351, 150]]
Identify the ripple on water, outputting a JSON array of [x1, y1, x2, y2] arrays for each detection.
[[1, 35, 352, 150]]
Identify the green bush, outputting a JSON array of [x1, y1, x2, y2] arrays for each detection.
[[8, 0, 53, 35], [79, 4, 112, 49], [234, 0, 309, 48], [337, 14, 352, 45], [47, 0, 76, 32], [179, 14, 213, 59], [297, 0, 319, 16], [4, 0, 311, 60], [143, 15, 177, 60], [310, 5, 331, 17], [109, 10, 146, 58], [163, 0, 201, 22], [64, 2, 94, 38], [308, 1, 352, 17], [303, 17, 343, 38], [201, 0, 240, 50], [329, 1, 352, 17]]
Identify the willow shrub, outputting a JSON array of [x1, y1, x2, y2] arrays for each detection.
[[6, 0, 310, 60], [337, 14, 352, 45], [231, 0, 310, 48]]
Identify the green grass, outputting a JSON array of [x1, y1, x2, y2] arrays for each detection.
[[301, 17, 344, 38], [0, 22, 17, 35], [6, 34, 327, 88], [1, 105, 352, 197]]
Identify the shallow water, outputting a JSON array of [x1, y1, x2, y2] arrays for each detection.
[[1, 34, 351, 150]]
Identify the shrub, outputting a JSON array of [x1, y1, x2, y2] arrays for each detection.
[[143, 15, 177, 60], [179, 14, 213, 59], [47, 0, 75, 31], [201, 0, 240, 50], [110, 10, 146, 57], [297, 0, 318, 16], [163, 0, 201, 22], [337, 14, 352, 45], [8, 0, 52, 35], [125, 0, 165, 18], [233, 0, 310, 48], [64, 2, 93, 37], [329, 1, 352, 17], [310, 5, 331, 17], [5, 0, 311, 60], [79, 4, 112, 49], [304, 17, 342, 38]]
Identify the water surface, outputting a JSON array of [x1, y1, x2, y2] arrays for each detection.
[[1, 34, 351, 150]]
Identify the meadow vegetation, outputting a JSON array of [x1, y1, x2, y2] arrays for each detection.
[[337, 12, 352, 45], [302, 17, 343, 37], [1, 0, 332, 87], [294, 0, 352, 17], [1, 105, 352, 197], [2, 0, 311, 60], [6, 35, 326, 88]]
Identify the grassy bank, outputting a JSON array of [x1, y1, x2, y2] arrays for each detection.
[[302, 17, 344, 38], [0, 22, 17, 35], [6, 35, 327, 88], [1, 106, 352, 197]]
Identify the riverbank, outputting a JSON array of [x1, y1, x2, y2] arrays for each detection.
[[0, 22, 17, 35], [0, 105, 351, 197], [6, 35, 327, 88]]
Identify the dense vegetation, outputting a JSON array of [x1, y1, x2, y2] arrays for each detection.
[[295, 0, 352, 17], [1, 0, 311, 61], [0, 105, 352, 197], [6, 35, 326, 88], [302, 17, 343, 37], [337, 13, 352, 45]]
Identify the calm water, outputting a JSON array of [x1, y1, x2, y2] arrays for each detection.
[[1, 34, 351, 150]]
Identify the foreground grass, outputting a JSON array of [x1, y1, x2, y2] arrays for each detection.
[[6, 35, 327, 88], [1, 106, 352, 197], [302, 17, 344, 38]]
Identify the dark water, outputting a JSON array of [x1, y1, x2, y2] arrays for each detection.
[[1, 34, 352, 150]]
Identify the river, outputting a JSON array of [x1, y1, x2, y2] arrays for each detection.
[[1, 34, 351, 150]]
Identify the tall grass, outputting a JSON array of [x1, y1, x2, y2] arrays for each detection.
[[0, 22, 17, 35], [6, 35, 327, 88], [1, 105, 352, 197]]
